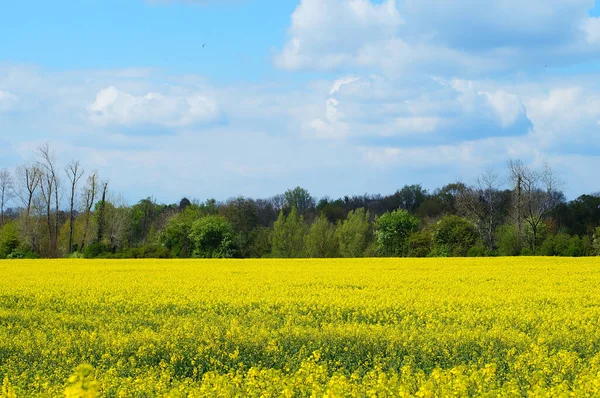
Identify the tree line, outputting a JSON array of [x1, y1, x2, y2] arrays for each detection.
[[1, 145, 600, 259]]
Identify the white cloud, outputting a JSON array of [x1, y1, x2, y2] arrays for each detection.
[[330, 76, 360, 95], [393, 116, 441, 134], [2, 60, 600, 200], [0, 90, 18, 112], [88, 86, 221, 127], [276, 0, 600, 75], [275, 0, 402, 71], [582, 17, 600, 44]]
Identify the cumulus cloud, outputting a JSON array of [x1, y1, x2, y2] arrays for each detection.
[[275, 0, 402, 71], [306, 74, 531, 143], [276, 0, 600, 75], [88, 86, 221, 128]]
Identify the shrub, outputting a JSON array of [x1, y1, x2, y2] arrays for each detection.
[[190, 216, 236, 258], [432, 215, 478, 257], [496, 225, 521, 256], [408, 229, 433, 257], [375, 209, 419, 257], [467, 245, 487, 257]]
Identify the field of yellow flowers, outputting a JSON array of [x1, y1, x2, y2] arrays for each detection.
[[1, 258, 600, 397]]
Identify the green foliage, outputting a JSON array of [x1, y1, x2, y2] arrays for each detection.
[[284, 187, 315, 215], [540, 233, 588, 257], [496, 225, 521, 257], [130, 198, 164, 245], [467, 245, 487, 257], [304, 215, 339, 258], [336, 208, 374, 258], [408, 229, 433, 257], [83, 243, 111, 259], [121, 244, 171, 259], [432, 215, 478, 257], [248, 227, 272, 258], [523, 219, 548, 253], [67, 251, 85, 259], [0, 222, 20, 259], [271, 208, 307, 258], [160, 206, 203, 258], [220, 197, 260, 258], [190, 216, 235, 259], [593, 227, 600, 256], [375, 209, 419, 257]]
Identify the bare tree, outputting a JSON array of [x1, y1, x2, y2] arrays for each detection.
[[14, 163, 42, 250], [508, 159, 526, 246], [37, 143, 61, 256], [508, 160, 564, 252], [457, 170, 503, 251], [105, 193, 132, 252], [39, 167, 55, 256], [0, 169, 13, 227], [80, 172, 99, 251], [65, 160, 84, 254]]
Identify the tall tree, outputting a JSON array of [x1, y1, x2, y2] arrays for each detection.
[[96, 182, 108, 244], [509, 161, 564, 252], [337, 208, 373, 258], [271, 207, 307, 258], [220, 197, 259, 257], [508, 159, 526, 246], [457, 170, 504, 251], [65, 160, 84, 253], [0, 169, 13, 227], [375, 209, 419, 257], [80, 172, 98, 251], [284, 187, 315, 215], [37, 144, 61, 256], [14, 163, 42, 250], [305, 215, 338, 258]]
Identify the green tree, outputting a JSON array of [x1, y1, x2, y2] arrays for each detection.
[[249, 226, 272, 258], [496, 224, 521, 256], [190, 216, 235, 258], [220, 197, 259, 257], [408, 229, 433, 257], [0, 221, 20, 258], [336, 208, 374, 258], [284, 187, 315, 215], [160, 206, 203, 258], [305, 215, 339, 258], [432, 215, 478, 257], [375, 209, 419, 257], [271, 207, 307, 258]]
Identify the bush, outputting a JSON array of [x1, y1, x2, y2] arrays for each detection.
[[6, 249, 38, 259], [408, 230, 433, 257], [122, 244, 171, 259], [375, 209, 419, 257], [467, 245, 487, 257], [541, 233, 587, 257], [190, 216, 236, 258], [83, 243, 111, 259], [0, 222, 20, 259], [496, 225, 521, 256], [432, 215, 478, 257]]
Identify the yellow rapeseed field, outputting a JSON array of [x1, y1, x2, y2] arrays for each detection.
[[1, 258, 600, 397]]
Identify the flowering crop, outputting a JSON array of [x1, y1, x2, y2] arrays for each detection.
[[1, 258, 600, 396]]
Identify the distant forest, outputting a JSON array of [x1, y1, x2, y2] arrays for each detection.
[[1, 144, 599, 259]]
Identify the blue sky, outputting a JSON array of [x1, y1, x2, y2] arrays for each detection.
[[2, 0, 600, 204]]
